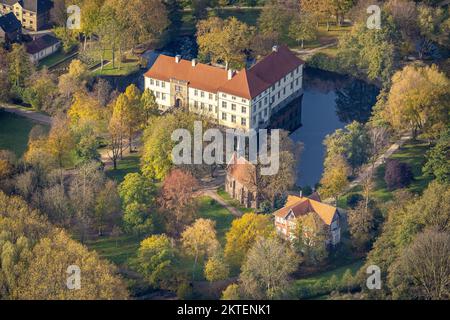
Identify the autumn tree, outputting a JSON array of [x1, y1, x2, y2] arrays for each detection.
[[224, 213, 274, 268], [239, 237, 299, 299], [257, 0, 297, 41], [204, 252, 230, 282], [362, 181, 450, 298], [136, 234, 179, 290], [0, 47, 11, 102], [7, 44, 34, 99], [319, 154, 350, 204], [141, 88, 159, 122], [94, 179, 122, 235], [288, 13, 317, 48], [159, 169, 199, 236], [181, 218, 220, 280], [347, 201, 375, 252], [69, 161, 105, 242], [294, 212, 329, 265], [221, 283, 241, 300], [0, 192, 128, 299], [388, 229, 450, 300], [197, 17, 254, 69], [141, 110, 200, 180], [23, 68, 58, 112], [123, 84, 144, 151], [379, 65, 450, 139]]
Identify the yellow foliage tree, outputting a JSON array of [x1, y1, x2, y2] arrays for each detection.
[[224, 213, 275, 268]]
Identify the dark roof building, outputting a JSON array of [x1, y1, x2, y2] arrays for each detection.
[[0, 0, 52, 31], [25, 33, 60, 62], [0, 12, 21, 43]]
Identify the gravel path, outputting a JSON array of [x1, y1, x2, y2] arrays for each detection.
[[1, 105, 52, 125]]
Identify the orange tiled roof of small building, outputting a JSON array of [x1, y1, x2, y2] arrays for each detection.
[[274, 195, 337, 225], [144, 45, 305, 99]]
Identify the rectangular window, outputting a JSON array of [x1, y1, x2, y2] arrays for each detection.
[[161, 93, 165, 100], [231, 115, 236, 123], [264, 108, 268, 116], [241, 118, 247, 126], [194, 101, 198, 109], [201, 102, 205, 110], [156, 92, 160, 98], [155, 80, 160, 86], [150, 79, 154, 85], [242, 98, 246, 103], [290, 83, 293, 90], [242, 106, 246, 113], [222, 93, 227, 98], [194, 89, 198, 96], [231, 104, 236, 111], [161, 82, 165, 88], [222, 112, 227, 120], [209, 93, 213, 100], [222, 101, 227, 109], [209, 104, 213, 112], [283, 88, 286, 95], [296, 79, 299, 86], [232, 96, 236, 100], [201, 91, 205, 98], [175, 85, 181, 92]]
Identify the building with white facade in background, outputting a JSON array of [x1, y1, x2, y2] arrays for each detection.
[[144, 45, 304, 130]]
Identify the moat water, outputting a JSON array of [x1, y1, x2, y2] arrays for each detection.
[[279, 68, 380, 187]]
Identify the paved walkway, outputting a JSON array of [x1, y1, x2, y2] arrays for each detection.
[[1, 104, 52, 125], [347, 133, 413, 190], [291, 42, 337, 59], [202, 189, 243, 217]]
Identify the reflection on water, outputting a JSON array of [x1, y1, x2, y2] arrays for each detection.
[[269, 68, 379, 187]]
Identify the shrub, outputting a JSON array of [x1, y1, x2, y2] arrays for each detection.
[[384, 159, 414, 190], [347, 193, 363, 208]]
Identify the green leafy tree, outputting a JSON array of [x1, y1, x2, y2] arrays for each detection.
[[423, 129, 450, 183], [136, 234, 179, 290], [119, 173, 155, 235]]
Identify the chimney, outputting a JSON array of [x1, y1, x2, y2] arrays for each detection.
[[227, 69, 234, 80], [272, 45, 279, 52], [191, 59, 197, 67], [175, 55, 181, 63]]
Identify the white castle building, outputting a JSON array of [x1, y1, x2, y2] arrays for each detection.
[[144, 45, 304, 130]]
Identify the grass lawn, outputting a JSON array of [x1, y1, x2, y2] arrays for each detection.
[[105, 153, 141, 183], [372, 140, 432, 202], [289, 25, 350, 50], [91, 50, 141, 77], [85, 234, 141, 266], [197, 195, 236, 244], [0, 110, 45, 156], [179, 8, 261, 34], [293, 259, 364, 299], [217, 187, 254, 214], [39, 50, 78, 69]]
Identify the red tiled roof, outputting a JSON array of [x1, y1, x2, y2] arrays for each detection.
[[144, 45, 305, 99]]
